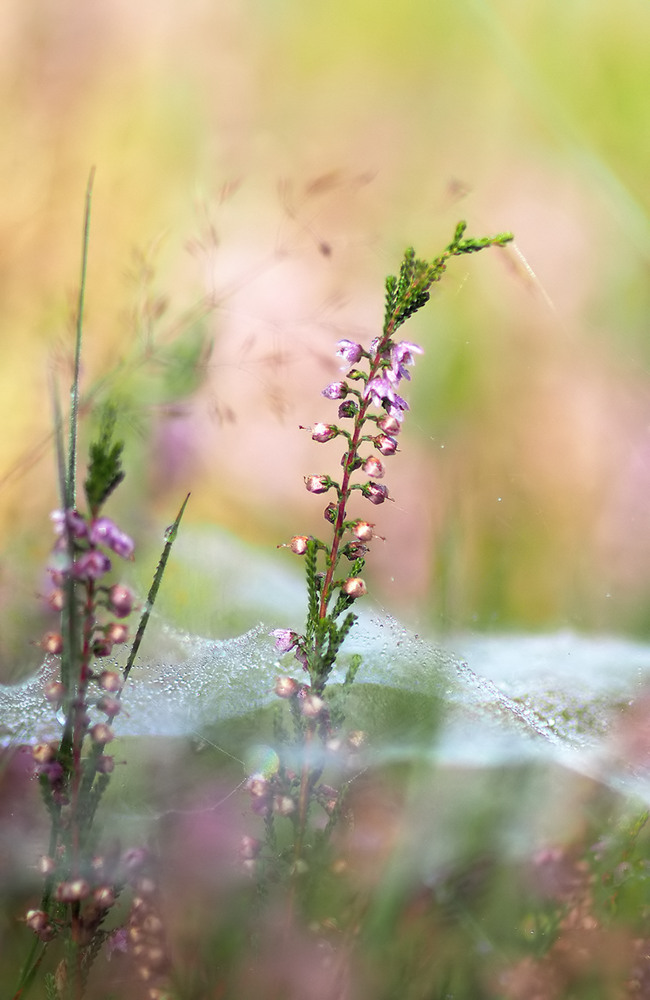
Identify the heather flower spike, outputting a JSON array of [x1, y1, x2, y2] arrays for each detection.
[[264, 223, 513, 895], [274, 223, 514, 700]]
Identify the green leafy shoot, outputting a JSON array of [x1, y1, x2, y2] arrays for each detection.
[[83, 404, 125, 515], [383, 222, 514, 336]]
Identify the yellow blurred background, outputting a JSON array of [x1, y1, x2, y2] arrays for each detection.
[[2, 0, 650, 679]]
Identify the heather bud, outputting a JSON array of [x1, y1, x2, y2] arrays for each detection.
[[240, 835, 262, 860], [322, 381, 347, 400], [377, 415, 401, 435], [352, 521, 374, 542], [99, 670, 124, 693], [275, 676, 301, 698], [89, 518, 135, 559], [90, 723, 115, 744], [342, 577, 367, 599], [56, 879, 91, 902], [338, 400, 358, 419], [47, 588, 65, 612], [304, 474, 331, 494], [270, 629, 299, 653], [311, 422, 339, 443], [25, 908, 49, 932], [51, 509, 87, 539], [105, 622, 128, 644], [97, 695, 121, 718], [374, 433, 398, 456], [74, 550, 111, 580], [365, 482, 390, 505], [93, 885, 116, 908], [37, 855, 56, 876], [342, 540, 368, 560], [96, 755, 115, 774], [324, 502, 337, 524], [288, 535, 309, 555], [32, 743, 56, 764], [362, 455, 385, 479], [300, 693, 325, 718], [93, 637, 113, 658], [335, 339, 363, 366], [44, 680, 65, 706], [25, 909, 54, 940], [108, 584, 134, 618], [274, 794, 296, 816]]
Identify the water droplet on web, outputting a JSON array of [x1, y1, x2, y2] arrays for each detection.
[[245, 745, 280, 778]]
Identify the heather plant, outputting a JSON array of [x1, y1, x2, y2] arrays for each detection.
[[250, 224, 515, 907], [10, 176, 187, 1000]]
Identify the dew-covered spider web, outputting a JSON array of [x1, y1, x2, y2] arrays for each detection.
[[3, 605, 650, 805]]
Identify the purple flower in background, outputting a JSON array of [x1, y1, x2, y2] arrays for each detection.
[[73, 550, 112, 580], [50, 509, 88, 539], [89, 518, 134, 559]]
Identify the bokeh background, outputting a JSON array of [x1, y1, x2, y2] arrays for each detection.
[[2, 0, 650, 681]]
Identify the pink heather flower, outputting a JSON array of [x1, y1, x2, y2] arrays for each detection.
[[335, 339, 364, 367], [362, 455, 385, 479], [322, 381, 347, 400], [363, 375, 409, 419], [304, 474, 331, 494], [270, 629, 299, 653], [390, 340, 423, 381], [311, 422, 339, 443], [289, 535, 309, 555], [374, 433, 398, 456], [74, 550, 112, 580], [365, 482, 390, 505], [89, 518, 135, 559], [342, 577, 367, 599]]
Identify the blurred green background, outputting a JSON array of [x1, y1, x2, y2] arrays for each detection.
[[2, 0, 650, 678]]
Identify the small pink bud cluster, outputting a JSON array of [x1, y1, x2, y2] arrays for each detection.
[[50, 510, 134, 580], [290, 333, 422, 599], [44, 509, 136, 666], [25, 845, 151, 949]]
